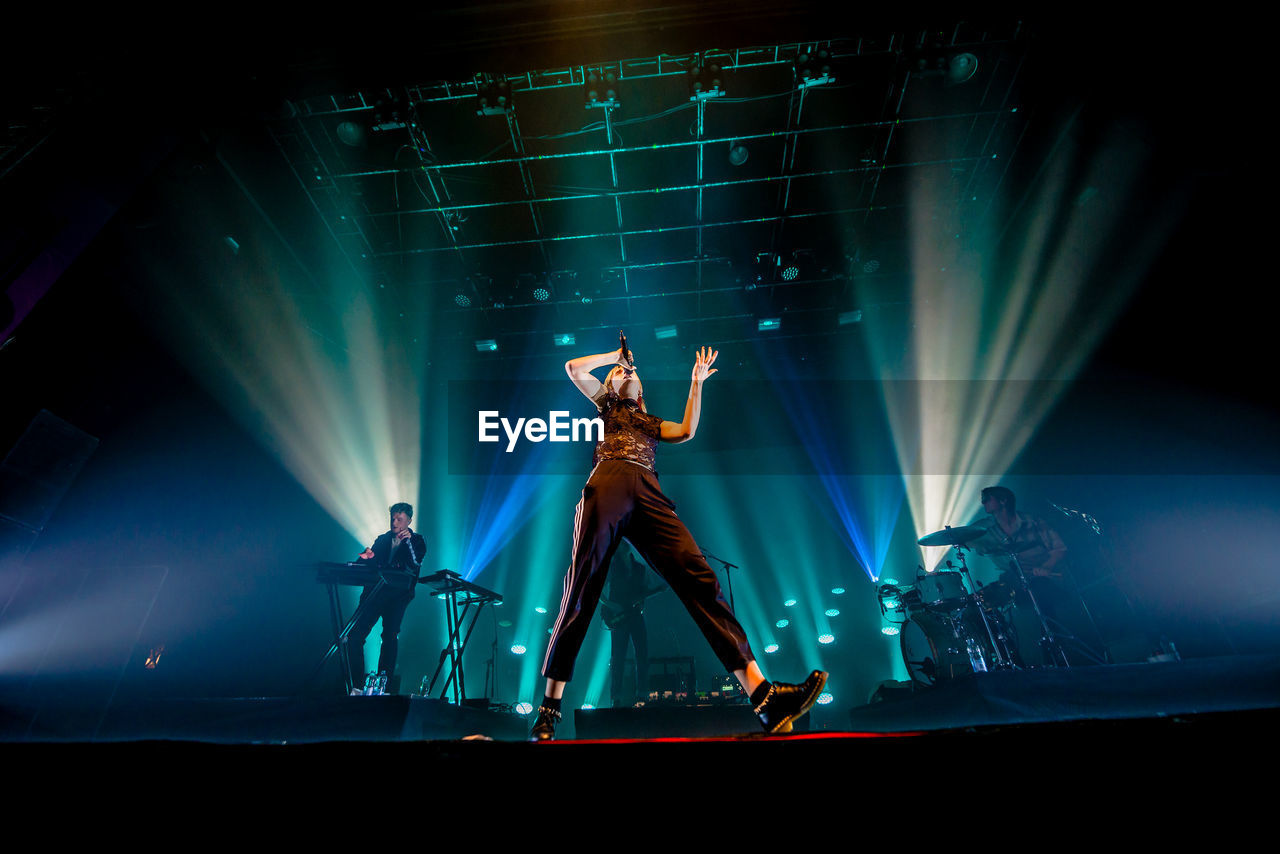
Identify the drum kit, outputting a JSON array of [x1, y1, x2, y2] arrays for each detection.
[[879, 524, 1070, 687]]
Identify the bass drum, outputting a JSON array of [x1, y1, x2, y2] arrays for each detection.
[[900, 610, 991, 686]]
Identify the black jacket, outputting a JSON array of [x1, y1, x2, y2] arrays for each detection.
[[358, 530, 427, 598]]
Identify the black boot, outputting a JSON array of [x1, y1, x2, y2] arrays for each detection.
[[529, 705, 562, 742], [754, 670, 828, 734]]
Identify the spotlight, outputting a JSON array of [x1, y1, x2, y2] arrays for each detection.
[[533, 287, 550, 301], [818, 634, 835, 644], [758, 318, 781, 332], [775, 619, 790, 628], [535, 607, 547, 614], [824, 609, 840, 617], [581, 704, 595, 710], [454, 293, 472, 307], [764, 644, 780, 654], [515, 702, 534, 715], [688, 53, 728, 100], [816, 692, 834, 705], [948, 53, 979, 85], [881, 626, 900, 636], [475, 339, 498, 352], [655, 325, 678, 340], [780, 260, 800, 281], [795, 46, 836, 88], [510, 644, 527, 655], [336, 121, 366, 147], [881, 578, 899, 585], [475, 74, 514, 116], [783, 598, 797, 607], [584, 64, 621, 109], [831, 587, 846, 595], [553, 333, 576, 347], [728, 141, 749, 166]]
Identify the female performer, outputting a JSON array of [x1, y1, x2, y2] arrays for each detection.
[[532, 342, 826, 740]]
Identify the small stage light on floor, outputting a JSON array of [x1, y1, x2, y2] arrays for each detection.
[[534, 606, 547, 614], [510, 644, 527, 655], [816, 692, 834, 705], [553, 333, 576, 347], [775, 619, 790, 628], [515, 702, 534, 715], [824, 609, 840, 617], [758, 318, 781, 332], [581, 704, 595, 710], [764, 644, 780, 654], [783, 598, 797, 607], [831, 587, 845, 595], [881, 626, 900, 636], [818, 634, 835, 645]]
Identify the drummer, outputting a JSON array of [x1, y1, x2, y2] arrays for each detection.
[[971, 486, 1069, 665], [972, 486, 1066, 580]]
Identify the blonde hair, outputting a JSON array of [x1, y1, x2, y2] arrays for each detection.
[[603, 366, 646, 413]]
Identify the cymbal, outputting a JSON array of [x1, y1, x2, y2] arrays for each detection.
[[916, 524, 990, 547]]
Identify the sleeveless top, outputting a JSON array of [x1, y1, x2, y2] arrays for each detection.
[[590, 388, 663, 473]]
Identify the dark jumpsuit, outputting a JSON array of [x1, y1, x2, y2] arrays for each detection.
[[541, 387, 755, 682]]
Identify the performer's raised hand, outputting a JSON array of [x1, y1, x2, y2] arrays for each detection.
[[691, 346, 719, 382]]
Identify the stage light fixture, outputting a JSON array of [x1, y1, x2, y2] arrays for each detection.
[[831, 587, 845, 595], [824, 609, 840, 617], [780, 261, 800, 281], [795, 46, 836, 87], [533, 286, 550, 301], [553, 333, 576, 347], [454, 293, 472, 307], [516, 702, 534, 715], [336, 121, 365, 147], [764, 644, 780, 654], [818, 634, 835, 645], [475, 339, 498, 352], [535, 606, 547, 614], [758, 318, 781, 332], [881, 578, 899, 586], [655, 325, 678, 340], [783, 598, 797, 607], [688, 54, 728, 100], [584, 64, 621, 109], [581, 704, 595, 710], [475, 74, 514, 116], [510, 644, 527, 655], [728, 141, 749, 166], [775, 619, 790, 628], [817, 692, 834, 705], [881, 626, 900, 636]]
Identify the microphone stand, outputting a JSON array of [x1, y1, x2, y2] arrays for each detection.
[[701, 549, 738, 612]]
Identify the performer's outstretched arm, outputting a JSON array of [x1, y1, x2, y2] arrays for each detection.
[[565, 348, 627, 401], [661, 346, 717, 443]]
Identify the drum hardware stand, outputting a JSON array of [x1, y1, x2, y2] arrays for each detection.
[[1000, 538, 1071, 668], [943, 532, 1015, 671]]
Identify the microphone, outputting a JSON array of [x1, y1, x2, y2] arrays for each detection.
[[619, 329, 633, 366]]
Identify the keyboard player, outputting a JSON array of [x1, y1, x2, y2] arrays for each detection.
[[349, 502, 426, 694]]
